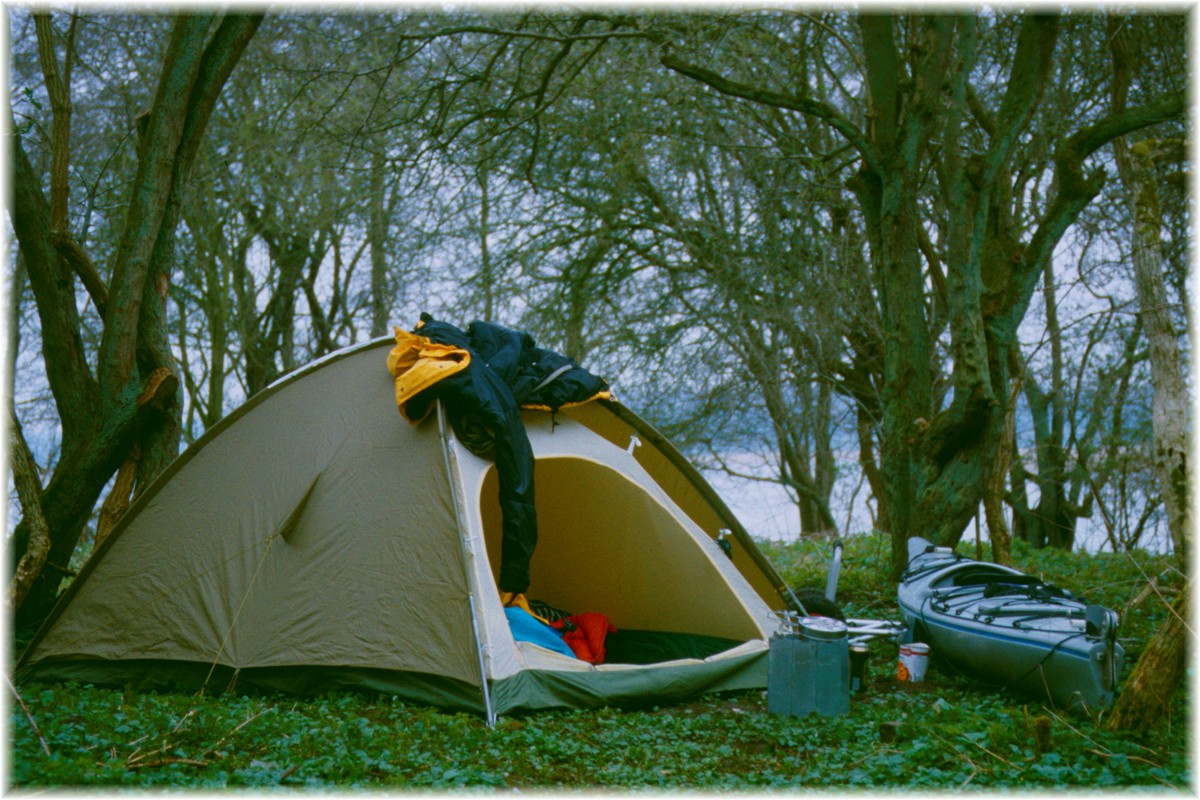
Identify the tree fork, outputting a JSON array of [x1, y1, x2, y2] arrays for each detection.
[[10, 12, 260, 632]]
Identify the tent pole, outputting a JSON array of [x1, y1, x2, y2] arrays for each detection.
[[436, 401, 498, 726], [468, 593, 497, 727]]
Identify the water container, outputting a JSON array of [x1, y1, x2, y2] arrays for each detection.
[[767, 615, 850, 717]]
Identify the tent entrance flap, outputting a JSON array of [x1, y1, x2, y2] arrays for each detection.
[[479, 457, 765, 645]]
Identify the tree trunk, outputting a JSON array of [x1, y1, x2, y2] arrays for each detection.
[[9, 12, 262, 630], [1119, 140, 1189, 559], [94, 446, 141, 546], [855, 409, 890, 534], [1038, 254, 1075, 550], [1099, 21, 1191, 732], [1021, 374, 1081, 550], [814, 381, 836, 505], [983, 378, 1019, 565], [203, 228, 230, 429], [1105, 586, 1189, 733], [1109, 16, 1189, 561], [6, 252, 26, 413], [241, 222, 310, 394]]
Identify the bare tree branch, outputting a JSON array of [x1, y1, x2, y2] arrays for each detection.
[[658, 50, 882, 175]]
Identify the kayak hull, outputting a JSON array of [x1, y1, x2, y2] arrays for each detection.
[[898, 537, 1124, 710]]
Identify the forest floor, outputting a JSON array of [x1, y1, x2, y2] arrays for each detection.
[[8, 533, 1190, 790]]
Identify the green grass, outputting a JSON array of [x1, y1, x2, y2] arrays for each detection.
[[9, 533, 1190, 790]]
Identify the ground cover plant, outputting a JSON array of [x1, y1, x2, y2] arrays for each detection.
[[9, 534, 1189, 790]]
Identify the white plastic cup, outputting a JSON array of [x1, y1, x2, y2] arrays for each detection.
[[898, 642, 930, 682]]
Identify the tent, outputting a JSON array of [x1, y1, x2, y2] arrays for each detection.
[[17, 336, 792, 718]]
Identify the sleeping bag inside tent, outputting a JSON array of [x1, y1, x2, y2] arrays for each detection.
[[17, 325, 791, 716]]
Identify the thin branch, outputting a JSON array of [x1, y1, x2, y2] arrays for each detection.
[[127, 758, 209, 770], [55, 236, 108, 317], [1006, 91, 1185, 331], [965, 85, 996, 136], [396, 23, 650, 45], [33, 9, 71, 233], [658, 50, 882, 175], [6, 673, 51, 756], [204, 709, 269, 756], [1066, 90, 1185, 167]]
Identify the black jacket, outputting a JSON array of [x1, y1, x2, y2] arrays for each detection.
[[407, 314, 608, 594]]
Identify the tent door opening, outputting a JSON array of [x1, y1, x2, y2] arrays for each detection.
[[478, 456, 765, 663]]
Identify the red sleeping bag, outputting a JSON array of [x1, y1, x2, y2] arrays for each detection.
[[551, 613, 616, 664]]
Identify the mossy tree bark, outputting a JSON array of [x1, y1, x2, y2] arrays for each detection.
[[1109, 16, 1189, 562], [1105, 587, 1189, 733], [9, 12, 262, 630], [1100, 18, 1190, 732], [1111, 138, 1189, 560]]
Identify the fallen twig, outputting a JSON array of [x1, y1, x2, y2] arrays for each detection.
[[6, 672, 51, 756], [1086, 748, 1164, 769], [1045, 708, 1111, 755], [1124, 577, 1160, 617], [126, 706, 267, 770], [1119, 555, 1192, 634], [204, 708, 269, 757], [127, 744, 175, 766], [127, 707, 199, 763], [171, 707, 198, 734], [956, 733, 1015, 768], [126, 757, 209, 770], [929, 731, 986, 783], [1152, 773, 1184, 791]]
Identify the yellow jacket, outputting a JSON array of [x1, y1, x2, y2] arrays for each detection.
[[386, 327, 470, 422]]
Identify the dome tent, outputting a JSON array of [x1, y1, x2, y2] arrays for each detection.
[[17, 336, 791, 719]]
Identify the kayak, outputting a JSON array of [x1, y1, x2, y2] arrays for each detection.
[[897, 537, 1124, 710]]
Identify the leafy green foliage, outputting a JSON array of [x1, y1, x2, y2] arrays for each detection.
[[10, 535, 1188, 789]]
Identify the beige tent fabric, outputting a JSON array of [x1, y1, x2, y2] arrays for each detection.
[[34, 344, 483, 688], [563, 403, 787, 611]]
